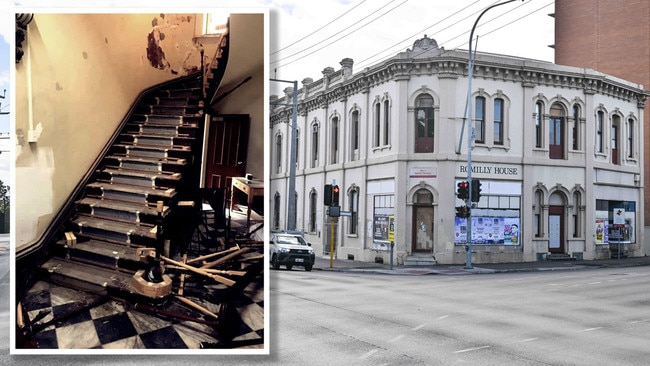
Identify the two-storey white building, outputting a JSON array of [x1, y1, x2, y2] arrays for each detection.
[[270, 36, 647, 265]]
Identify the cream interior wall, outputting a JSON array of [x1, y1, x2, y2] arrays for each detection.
[[15, 13, 209, 249]]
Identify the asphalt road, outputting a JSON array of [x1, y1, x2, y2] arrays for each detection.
[[264, 267, 650, 365], [1, 259, 649, 365]]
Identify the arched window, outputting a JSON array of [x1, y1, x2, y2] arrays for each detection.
[[414, 94, 434, 153], [534, 189, 543, 237], [330, 116, 339, 164], [596, 110, 605, 153], [309, 189, 317, 233], [374, 102, 381, 148], [535, 101, 543, 148], [275, 133, 282, 173], [493, 98, 504, 145], [572, 191, 581, 238], [627, 117, 634, 159], [351, 110, 360, 161], [474, 96, 486, 143], [611, 114, 621, 165], [348, 186, 359, 235], [549, 103, 565, 159], [572, 104, 580, 150], [311, 122, 319, 168], [383, 99, 390, 146], [273, 193, 281, 230]]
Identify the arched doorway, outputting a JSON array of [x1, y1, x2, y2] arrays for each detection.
[[548, 192, 566, 253], [412, 189, 434, 253]]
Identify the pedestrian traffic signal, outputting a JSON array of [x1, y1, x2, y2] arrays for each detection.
[[455, 205, 470, 218], [456, 181, 469, 200], [471, 179, 482, 203], [324, 184, 332, 206], [331, 185, 340, 206]]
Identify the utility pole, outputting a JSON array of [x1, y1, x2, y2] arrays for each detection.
[[270, 79, 298, 231], [464, 0, 520, 269]]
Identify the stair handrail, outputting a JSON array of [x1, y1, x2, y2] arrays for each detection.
[[15, 73, 202, 266]]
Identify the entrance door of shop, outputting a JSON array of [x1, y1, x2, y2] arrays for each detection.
[[412, 206, 434, 252], [548, 205, 565, 253]]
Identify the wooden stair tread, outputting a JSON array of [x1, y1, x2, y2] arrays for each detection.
[[102, 168, 182, 180], [113, 143, 191, 153], [41, 257, 141, 295], [107, 155, 186, 165], [56, 238, 146, 261], [77, 197, 169, 217], [87, 182, 176, 197], [73, 215, 157, 238]]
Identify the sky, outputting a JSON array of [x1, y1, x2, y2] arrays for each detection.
[[6, 0, 555, 97]]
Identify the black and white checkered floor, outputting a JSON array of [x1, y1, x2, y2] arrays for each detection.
[[19, 207, 265, 350], [22, 271, 264, 349]]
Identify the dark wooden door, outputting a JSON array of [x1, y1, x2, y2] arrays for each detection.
[[204, 114, 250, 190]]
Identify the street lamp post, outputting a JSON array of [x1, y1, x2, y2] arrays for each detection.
[[465, 0, 520, 269]]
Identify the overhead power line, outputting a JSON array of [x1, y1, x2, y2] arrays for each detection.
[[354, 0, 486, 70], [271, 0, 368, 56], [271, 0, 405, 66]]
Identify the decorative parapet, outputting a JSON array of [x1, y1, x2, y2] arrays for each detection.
[[271, 35, 646, 118]]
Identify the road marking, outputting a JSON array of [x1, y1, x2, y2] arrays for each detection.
[[580, 327, 603, 332], [454, 346, 490, 354], [517, 338, 539, 343], [630, 319, 650, 324], [359, 349, 379, 359], [588, 282, 601, 285], [388, 334, 406, 343], [436, 315, 449, 320], [412, 323, 427, 331]]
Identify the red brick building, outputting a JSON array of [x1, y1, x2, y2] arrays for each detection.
[[554, 0, 650, 233]]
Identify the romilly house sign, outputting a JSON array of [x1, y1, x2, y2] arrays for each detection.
[[457, 163, 522, 180]]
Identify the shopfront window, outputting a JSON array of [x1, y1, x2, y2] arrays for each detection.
[[454, 181, 521, 245], [595, 200, 636, 244]]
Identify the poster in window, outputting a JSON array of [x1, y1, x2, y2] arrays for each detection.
[[454, 216, 520, 245]]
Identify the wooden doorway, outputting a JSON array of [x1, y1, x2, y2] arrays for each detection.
[[548, 205, 565, 253], [204, 114, 250, 190], [411, 189, 434, 253]]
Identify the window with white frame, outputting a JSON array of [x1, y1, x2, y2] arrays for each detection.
[[596, 110, 605, 153], [275, 133, 282, 174], [383, 99, 390, 146], [330, 116, 339, 164], [311, 121, 319, 168], [350, 110, 360, 161], [348, 186, 359, 235], [474, 96, 486, 144], [493, 98, 504, 145], [535, 101, 543, 148]]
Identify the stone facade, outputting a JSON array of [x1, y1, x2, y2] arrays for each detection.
[[270, 36, 647, 265]]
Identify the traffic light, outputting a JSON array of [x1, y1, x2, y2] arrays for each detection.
[[456, 181, 469, 200], [324, 184, 332, 205], [455, 205, 470, 218], [471, 179, 482, 203], [331, 185, 340, 206]]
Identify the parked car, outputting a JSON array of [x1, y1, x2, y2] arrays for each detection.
[[270, 232, 315, 271]]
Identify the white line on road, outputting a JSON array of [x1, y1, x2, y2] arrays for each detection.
[[588, 282, 601, 285], [359, 349, 379, 359], [629, 319, 650, 324], [454, 346, 490, 354], [580, 327, 603, 332], [388, 334, 406, 343], [436, 315, 449, 320], [412, 323, 427, 331], [517, 338, 539, 343]]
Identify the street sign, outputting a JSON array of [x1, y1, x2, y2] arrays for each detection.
[[613, 208, 625, 228]]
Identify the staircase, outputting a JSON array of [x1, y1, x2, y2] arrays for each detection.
[[404, 254, 437, 266], [39, 75, 207, 300]]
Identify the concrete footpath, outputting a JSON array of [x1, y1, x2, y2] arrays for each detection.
[[313, 255, 650, 275]]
